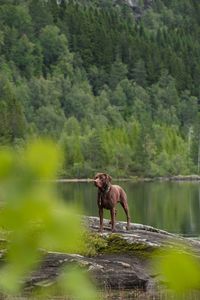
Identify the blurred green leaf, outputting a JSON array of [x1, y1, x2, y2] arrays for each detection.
[[153, 245, 200, 293], [23, 139, 62, 179], [0, 140, 96, 298], [0, 148, 14, 179], [41, 204, 85, 252], [59, 266, 99, 300]]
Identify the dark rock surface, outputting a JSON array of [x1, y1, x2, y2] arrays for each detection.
[[22, 216, 200, 295], [116, 0, 153, 19]]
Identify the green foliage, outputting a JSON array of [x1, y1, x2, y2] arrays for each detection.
[[82, 232, 151, 258], [0, 0, 199, 177], [0, 74, 26, 143], [83, 232, 108, 256], [153, 245, 200, 294], [0, 140, 98, 298], [59, 266, 98, 300], [39, 25, 71, 72]]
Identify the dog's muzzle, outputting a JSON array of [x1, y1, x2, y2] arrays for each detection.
[[94, 178, 101, 188]]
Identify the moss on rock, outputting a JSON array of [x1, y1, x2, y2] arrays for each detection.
[[83, 232, 154, 258], [103, 234, 153, 258]]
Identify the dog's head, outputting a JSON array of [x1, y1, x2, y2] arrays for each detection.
[[94, 173, 112, 189]]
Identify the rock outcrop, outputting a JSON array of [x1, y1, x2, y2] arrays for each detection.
[[20, 216, 200, 298], [116, 0, 153, 19]]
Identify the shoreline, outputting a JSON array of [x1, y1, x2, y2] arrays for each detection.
[[55, 175, 200, 183]]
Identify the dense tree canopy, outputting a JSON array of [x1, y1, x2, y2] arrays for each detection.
[[0, 0, 199, 177]]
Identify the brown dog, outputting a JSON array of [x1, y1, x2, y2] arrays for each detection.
[[94, 173, 130, 232]]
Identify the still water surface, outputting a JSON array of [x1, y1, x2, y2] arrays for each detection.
[[58, 181, 200, 236]]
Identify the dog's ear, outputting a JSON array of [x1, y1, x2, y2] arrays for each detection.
[[104, 173, 112, 183], [108, 174, 112, 182]]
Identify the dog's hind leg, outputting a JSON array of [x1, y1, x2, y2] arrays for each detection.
[[121, 201, 131, 230], [120, 191, 131, 230]]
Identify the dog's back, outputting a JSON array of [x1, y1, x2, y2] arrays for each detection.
[[112, 184, 127, 203]]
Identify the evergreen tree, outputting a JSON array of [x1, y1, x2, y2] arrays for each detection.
[[0, 0, 199, 177]]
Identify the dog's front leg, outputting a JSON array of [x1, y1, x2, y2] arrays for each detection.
[[99, 207, 103, 232], [110, 208, 116, 232]]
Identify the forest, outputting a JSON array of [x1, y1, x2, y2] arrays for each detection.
[[0, 0, 199, 178]]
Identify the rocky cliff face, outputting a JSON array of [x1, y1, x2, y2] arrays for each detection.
[[117, 0, 153, 19], [124, 0, 153, 9]]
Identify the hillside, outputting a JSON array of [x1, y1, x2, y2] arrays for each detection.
[[0, 0, 199, 177]]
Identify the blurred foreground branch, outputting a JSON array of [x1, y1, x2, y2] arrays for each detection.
[[0, 140, 97, 299]]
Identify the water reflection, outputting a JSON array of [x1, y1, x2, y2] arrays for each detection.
[[58, 181, 200, 236]]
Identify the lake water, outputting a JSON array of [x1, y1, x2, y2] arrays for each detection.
[[58, 181, 200, 236]]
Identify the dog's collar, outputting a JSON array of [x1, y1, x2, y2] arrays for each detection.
[[99, 184, 111, 206], [101, 184, 111, 194]]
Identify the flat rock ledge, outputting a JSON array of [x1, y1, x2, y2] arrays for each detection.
[[7, 217, 200, 297]]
